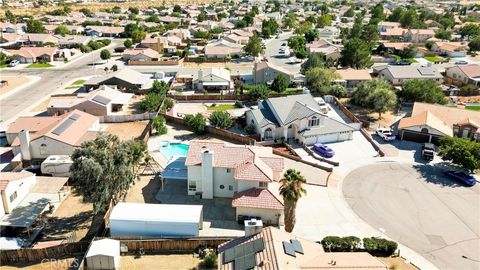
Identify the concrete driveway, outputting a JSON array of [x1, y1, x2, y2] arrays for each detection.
[[343, 162, 480, 270]]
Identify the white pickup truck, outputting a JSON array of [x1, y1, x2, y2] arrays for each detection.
[[376, 128, 396, 141]]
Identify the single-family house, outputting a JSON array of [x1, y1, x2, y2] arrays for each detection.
[[253, 61, 295, 84], [245, 94, 355, 144], [335, 68, 372, 89], [0, 33, 21, 47], [47, 85, 134, 116], [165, 28, 191, 41], [381, 28, 435, 43], [10, 47, 58, 63], [20, 33, 58, 46], [218, 226, 388, 270], [444, 64, 480, 87], [398, 102, 480, 143], [377, 21, 400, 33], [122, 48, 160, 61], [223, 33, 250, 45], [204, 39, 243, 60], [84, 68, 154, 93], [139, 37, 169, 53], [305, 39, 341, 60], [0, 23, 25, 34], [56, 35, 91, 48], [85, 26, 124, 37], [7, 110, 99, 162], [0, 172, 68, 229], [194, 68, 233, 93], [374, 65, 443, 86], [317, 26, 340, 40], [185, 141, 285, 225], [431, 42, 468, 58]]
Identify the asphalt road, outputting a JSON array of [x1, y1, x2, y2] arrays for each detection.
[[343, 162, 480, 270], [264, 32, 301, 74]]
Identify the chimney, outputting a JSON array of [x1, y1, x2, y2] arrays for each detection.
[[18, 130, 31, 161], [198, 69, 203, 81], [244, 218, 263, 237], [201, 149, 214, 199]]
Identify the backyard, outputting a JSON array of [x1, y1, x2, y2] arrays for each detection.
[[206, 104, 237, 111], [120, 254, 202, 270]]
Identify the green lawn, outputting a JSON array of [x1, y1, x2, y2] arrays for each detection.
[[466, 105, 480, 111], [424, 56, 445, 63], [27, 63, 54, 68], [391, 54, 417, 63], [282, 88, 303, 94], [72, 79, 86, 85], [207, 104, 237, 111], [65, 86, 81, 89]]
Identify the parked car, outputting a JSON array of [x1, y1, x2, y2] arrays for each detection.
[[444, 171, 476, 186], [393, 60, 412, 65], [8, 60, 19, 67], [454, 60, 468, 65], [313, 143, 335, 158], [421, 143, 435, 161], [376, 128, 395, 141]]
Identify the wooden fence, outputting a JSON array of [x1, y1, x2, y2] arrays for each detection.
[[169, 94, 250, 101], [272, 148, 333, 172], [128, 59, 181, 66], [99, 112, 157, 123], [119, 238, 231, 253], [0, 241, 90, 263]]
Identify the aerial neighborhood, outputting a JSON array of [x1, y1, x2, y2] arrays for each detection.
[[0, 0, 479, 270]]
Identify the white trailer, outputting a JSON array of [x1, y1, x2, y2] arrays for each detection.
[[40, 155, 73, 177], [109, 203, 203, 238]]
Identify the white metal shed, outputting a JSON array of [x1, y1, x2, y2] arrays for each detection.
[[85, 239, 120, 270], [109, 203, 203, 238]]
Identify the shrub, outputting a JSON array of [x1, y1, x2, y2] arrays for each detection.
[[201, 252, 217, 268], [271, 74, 290, 92], [111, 64, 118, 72], [153, 116, 168, 135], [164, 97, 174, 110], [248, 84, 270, 100], [99, 39, 111, 46], [245, 125, 256, 135], [209, 111, 233, 129], [362, 237, 398, 257], [320, 236, 360, 252], [185, 113, 206, 135], [141, 93, 163, 112]]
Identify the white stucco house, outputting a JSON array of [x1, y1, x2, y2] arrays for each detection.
[[185, 141, 285, 225], [0, 172, 36, 218], [245, 94, 355, 145]]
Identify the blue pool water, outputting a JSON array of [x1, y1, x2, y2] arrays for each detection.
[[160, 142, 189, 160]]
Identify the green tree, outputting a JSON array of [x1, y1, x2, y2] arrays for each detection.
[[371, 87, 397, 119], [54, 25, 70, 36], [271, 74, 290, 93], [328, 84, 347, 98], [173, 4, 182, 13], [435, 29, 452, 40], [468, 36, 480, 52], [397, 44, 417, 59], [248, 84, 270, 100], [244, 33, 264, 57], [5, 9, 16, 23], [164, 97, 174, 109], [79, 8, 94, 17], [71, 134, 146, 213], [400, 79, 447, 104], [400, 8, 420, 28], [295, 21, 314, 35], [370, 3, 385, 22], [459, 84, 479, 96], [304, 29, 319, 43], [111, 6, 122, 14], [124, 39, 133, 48], [209, 111, 233, 129], [351, 79, 390, 107], [131, 29, 146, 43], [340, 38, 373, 69], [425, 41, 435, 50], [128, 7, 139, 15], [344, 6, 355, 17], [197, 11, 206, 22], [153, 115, 168, 135], [100, 49, 111, 60], [317, 15, 332, 28], [261, 18, 279, 38], [360, 24, 379, 47], [388, 7, 404, 22], [185, 113, 206, 135], [279, 169, 307, 233], [460, 24, 480, 40], [282, 12, 298, 29], [26, 19, 46, 33], [438, 137, 480, 173], [305, 67, 340, 95], [301, 53, 326, 74]]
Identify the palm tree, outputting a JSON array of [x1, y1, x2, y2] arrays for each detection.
[[279, 169, 307, 232]]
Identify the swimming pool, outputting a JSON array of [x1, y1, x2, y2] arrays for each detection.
[[160, 142, 189, 160]]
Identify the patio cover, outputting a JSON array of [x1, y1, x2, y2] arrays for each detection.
[[202, 81, 229, 86]]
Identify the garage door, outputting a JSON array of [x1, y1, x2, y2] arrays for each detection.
[[401, 130, 430, 143], [316, 133, 339, 144], [338, 132, 352, 141]]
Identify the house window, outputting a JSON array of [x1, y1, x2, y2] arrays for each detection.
[[220, 185, 225, 189], [229, 185, 233, 191], [39, 143, 48, 155], [9, 191, 17, 203], [188, 181, 196, 191], [226, 168, 231, 173], [421, 128, 429, 133], [259, 182, 267, 188], [264, 128, 273, 140], [308, 116, 320, 127]]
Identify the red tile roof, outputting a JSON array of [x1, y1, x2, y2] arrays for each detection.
[[232, 188, 284, 210]]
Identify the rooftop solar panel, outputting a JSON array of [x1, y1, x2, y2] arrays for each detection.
[[224, 247, 235, 263], [70, 113, 80, 120], [234, 245, 245, 259], [51, 118, 75, 136], [92, 95, 111, 105], [252, 238, 265, 253], [291, 239, 304, 254], [235, 256, 245, 270], [417, 67, 435, 76], [283, 241, 296, 257], [243, 254, 257, 270]]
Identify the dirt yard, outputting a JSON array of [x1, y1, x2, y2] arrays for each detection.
[[457, 95, 480, 103], [0, 256, 82, 270], [124, 175, 161, 204], [378, 256, 418, 270], [104, 120, 149, 141], [120, 254, 202, 270], [41, 191, 93, 241], [0, 76, 31, 96], [340, 100, 398, 130]]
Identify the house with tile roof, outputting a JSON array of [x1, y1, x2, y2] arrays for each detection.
[[194, 68, 233, 93], [9, 47, 58, 63], [335, 68, 372, 89], [122, 48, 160, 61], [431, 42, 468, 58], [245, 94, 355, 145], [374, 65, 443, 86], [398, 102, 480, 143], [0, 171, 36, 218], [47, 85, 134, 116], [84, 68, 154, 93], [185, 141, 285, 225], [218, 226, 388, 270], [445, 64, 480, 87], [6, 110, 99, 162], [306, 39, 341, 60], [204, 39, 243, 60], [253, 61, 295, 84]]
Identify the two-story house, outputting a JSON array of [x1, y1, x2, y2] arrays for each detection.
[[245, 94, 355, 145], [185, 141, 285, 225]]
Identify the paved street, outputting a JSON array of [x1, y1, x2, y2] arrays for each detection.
[[264, 31, 301, 74], [343, 162, 480, 270]]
